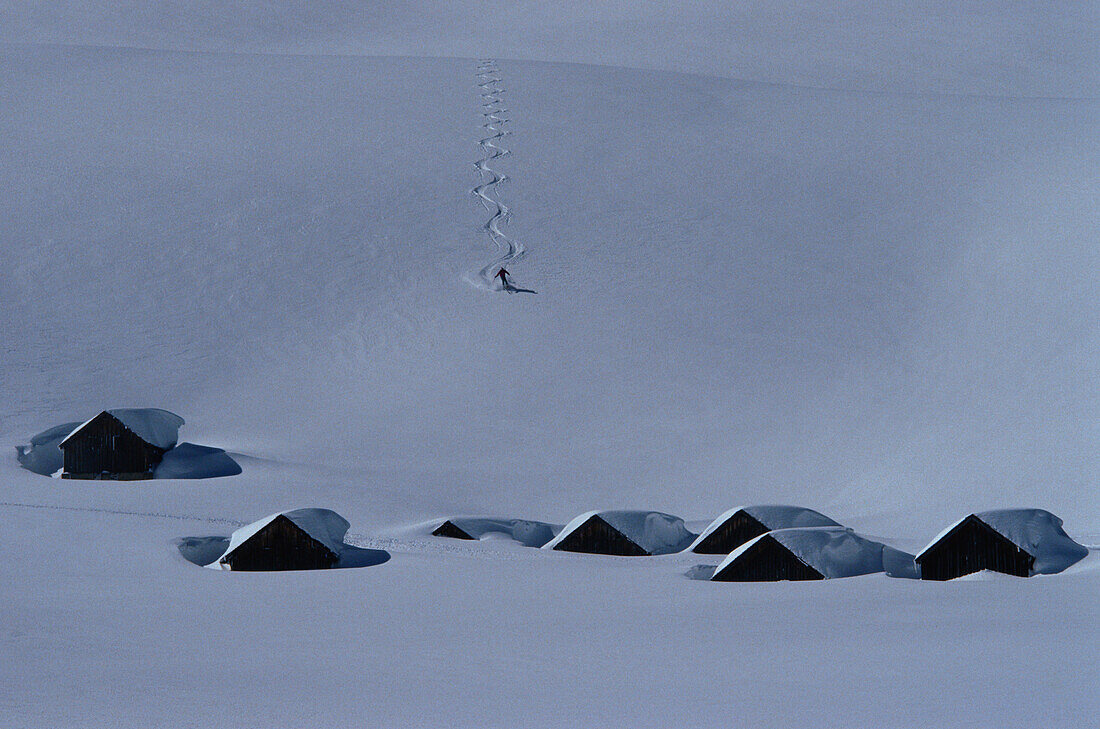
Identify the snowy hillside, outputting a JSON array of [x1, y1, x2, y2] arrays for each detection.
[[2, 3, 1098, 727]]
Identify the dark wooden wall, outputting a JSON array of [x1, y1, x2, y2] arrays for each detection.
[[61, 412, 166, 480], [552, 515, 649, 556], [692, 511, 768, 554], [712, 535, 824, 582], [917, 515, 1034, 580], [223, 515, 339, 571]]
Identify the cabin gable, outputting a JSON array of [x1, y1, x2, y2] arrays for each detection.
[[916, 515, 1035, 580], [221, 515, 339, 572], [692, 510, 769, 554], [432, 520, 475, 540], [712, 534, 825, 582], [60, 411, 167, 480], [551, 514, 649, 556]]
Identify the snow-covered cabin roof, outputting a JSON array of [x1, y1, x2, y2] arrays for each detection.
[[917, 509, 1087, 575], [688, 505, 840, 551], [217, 508, 351, 563], [542, 510, 695, 555], [716, 527, 888, 579], [60, 408, 184, 451]]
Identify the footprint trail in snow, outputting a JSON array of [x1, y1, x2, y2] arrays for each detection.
[[469, 60, 527, 291]]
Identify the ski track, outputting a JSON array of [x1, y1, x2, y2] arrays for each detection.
[[469, 59, 526, 290]]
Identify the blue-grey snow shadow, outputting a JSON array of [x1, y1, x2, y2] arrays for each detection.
[[155, 443, 242, 479], [16, 422, 241, 479], [175, 536, 390, 570], [504, 283, 538, 295], [685, 564, 716, 581], [335, 546, 391, 569], [176, 536, 232, 566], [15, 421, 80, 476]]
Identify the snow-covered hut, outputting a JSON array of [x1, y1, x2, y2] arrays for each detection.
[[689, 505, 841, 554], [711, 527, 892, 582], [542, 510, 694, 556], [59, 409, 184, 480], [915, 509, 1088, 581], [432, 517, 557, 547], [214, 508, 350, 571], [433, 520, 475, 540]]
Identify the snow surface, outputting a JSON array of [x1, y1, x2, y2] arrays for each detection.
[[689, 504, 841, 550], [543, 510, 696, 555], [918, 509, 1088, 575], [217, 508, 352, 566], [2, 3, 1098, 727], [715, 526, 900, 580], [59, 408, 184, 451]]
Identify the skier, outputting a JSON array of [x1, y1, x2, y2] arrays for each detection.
[[495, 267, 511, 290]]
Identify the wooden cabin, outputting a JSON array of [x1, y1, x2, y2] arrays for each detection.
[[543, 510, 694, 556], [217, 509, 349, 572], [711, 533, 824, 581], [550, 513, 650, 556], [710, 527, 889, 582], [916, 514, 1034, 580], [59, 409, 183, 480], [690, 505, 840, 554]]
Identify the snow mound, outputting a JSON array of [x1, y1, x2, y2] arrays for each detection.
[[60, 408, 184, 450], [15, 420, 82, 475], [689, 504, 841, 551], [154, 443, 241, 479], [434, 517, 558, 547], [543, 510, 696, 555], [918, 509, 1088, 575], [215, 508, 351, 564], [717, 527, 893, 580]]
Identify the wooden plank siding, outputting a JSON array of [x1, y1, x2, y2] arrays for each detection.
[[916, 515, 1035, 580], [61, 412, 166, 480], [222, 515, 339, 571], [551, 515, 649, 556], [712, 534, 825, 582], [691, 510, 769, 554]]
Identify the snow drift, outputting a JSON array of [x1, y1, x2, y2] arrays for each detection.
[[14, 420, 82, 476]]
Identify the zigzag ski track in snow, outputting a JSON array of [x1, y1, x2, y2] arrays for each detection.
[[468, 59, 526, 291]]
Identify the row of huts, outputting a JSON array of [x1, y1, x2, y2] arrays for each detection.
[[435, 506, 1089, 582], [19, 410, 1089, 581]]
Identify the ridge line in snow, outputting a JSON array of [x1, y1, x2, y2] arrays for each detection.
[[8, 43, 1098, 103]]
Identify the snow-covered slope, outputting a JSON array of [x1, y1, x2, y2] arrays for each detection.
[[2, 3, 1098, 727]]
